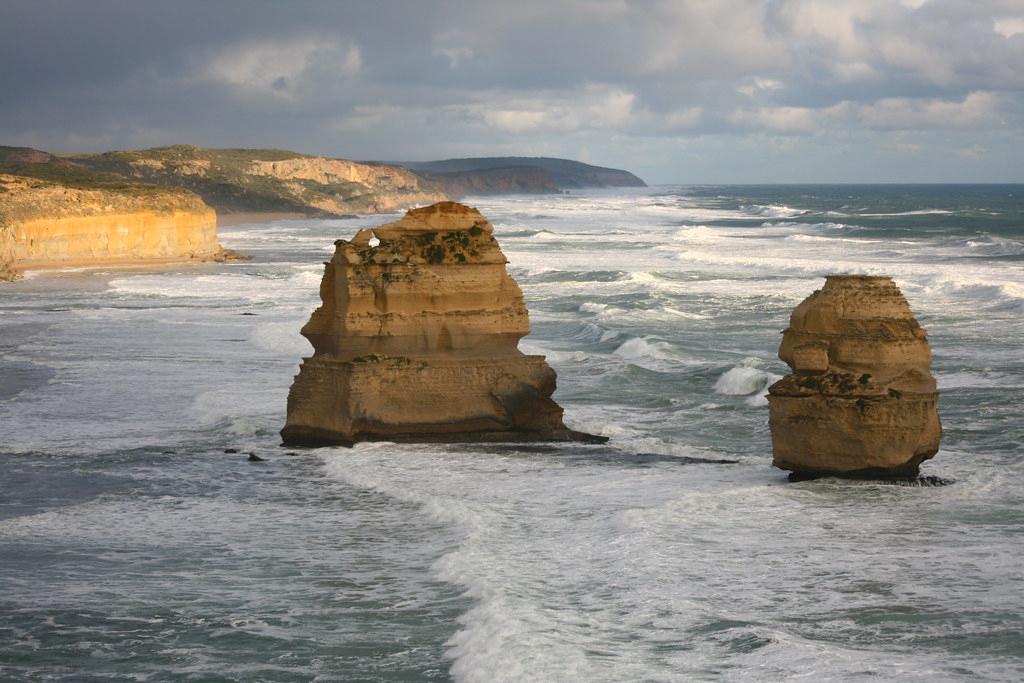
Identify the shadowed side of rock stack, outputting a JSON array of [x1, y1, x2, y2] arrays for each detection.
[[281, 201, 605, 447], [768, 275, 941, 478]]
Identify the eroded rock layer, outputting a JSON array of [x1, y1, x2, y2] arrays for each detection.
[[768, 275, 941, 477], [282, 201, 602, 446], [0, 171, 227, 278]]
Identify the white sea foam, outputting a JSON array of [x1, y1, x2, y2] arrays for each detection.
[[109, 273, 275, 302], [249, 320, 311, 355], [786, 234, 888, 244], [860, 209, 954, 217], [663, 306, 709, 319], [612, 336, 678, 364], [188, 387, 277, 431], [962, 234, 1024, 256], [745, 203, 809, 218], [672, 225, 722, 243], [824, 208, 955, 218], [521, 339, 592, 364], [713, 359, 783, 406], [108, 267, 324, 306]]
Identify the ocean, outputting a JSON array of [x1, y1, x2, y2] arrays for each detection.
[[1, 185, 1022, 681]]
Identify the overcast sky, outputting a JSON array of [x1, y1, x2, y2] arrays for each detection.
[[1, 0, 1022, 183]]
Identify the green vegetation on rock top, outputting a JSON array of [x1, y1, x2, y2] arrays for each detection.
[[0, 160, 189, 197]]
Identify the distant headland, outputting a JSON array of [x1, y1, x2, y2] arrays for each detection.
[[395, 156, 647, 195]]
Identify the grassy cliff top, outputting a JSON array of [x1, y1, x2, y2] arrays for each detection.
[[66, 144, 315, 168], [0, 160, 192, 197]]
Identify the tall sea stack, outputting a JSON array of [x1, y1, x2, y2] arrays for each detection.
[[281, 201, 603, 446], [768, 276, 941, 478]]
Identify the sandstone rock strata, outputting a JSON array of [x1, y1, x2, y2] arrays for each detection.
[[0, 227, 17, 281], [768, 276, 941, 478], [282, 201, 604, 446], [0, 172, 228, 276]]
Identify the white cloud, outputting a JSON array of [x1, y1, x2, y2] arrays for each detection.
[[852, 91, 1003, 130], [994, 17, 1024, 37], [328, 85, 638, 139], [665, 107, 703, 129], [200, 36, 361, 98], [723, 91, 1005, 135], [590, 89, 635, 126], [831, 60, 879, 82], [635, 1, 787, 76], [482, 109, 549, 133], [737, 77, 784, 97], [729, 106, 818, 133], [333, 104, 406, 132], [776, 0, 1024, 87], [433, 45, 475, 68], [466, 86, 636, 133], [779, 0, 882, 60]]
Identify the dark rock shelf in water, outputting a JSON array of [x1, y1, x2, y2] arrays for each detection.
[[787, 471, 954, 486]]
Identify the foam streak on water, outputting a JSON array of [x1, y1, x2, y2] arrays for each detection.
[[1, 185, 1022, 681]]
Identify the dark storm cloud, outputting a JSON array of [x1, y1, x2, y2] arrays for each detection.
[[1, 0, 1022, 181]]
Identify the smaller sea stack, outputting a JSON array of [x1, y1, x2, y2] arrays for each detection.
[[768, 275, 941, 478], [281, 201, 604, 447]]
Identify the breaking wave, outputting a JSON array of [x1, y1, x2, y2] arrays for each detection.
[[713, 360, 783, 407]]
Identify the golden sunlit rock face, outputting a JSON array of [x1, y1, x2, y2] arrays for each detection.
[[0, 172, 225, 279], [245, 156, 446, 213], [281, 201, 603, 446], [768, 275, 941, 478]]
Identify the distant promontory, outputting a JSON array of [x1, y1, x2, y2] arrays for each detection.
[[398, 156, 647, 195]]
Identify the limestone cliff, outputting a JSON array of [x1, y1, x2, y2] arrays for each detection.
[[0, 158, 229, 277], [73, 145, 446, 216], [768, 276, 941, 478], [282, 201, 604, 446]]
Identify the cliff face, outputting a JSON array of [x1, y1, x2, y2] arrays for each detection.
[[73, 145, 446, 216], [0, 223, 16, 281], [0, 165, 224, 278], [282, 201, 604, 446], [768, 276, 941, 478]]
